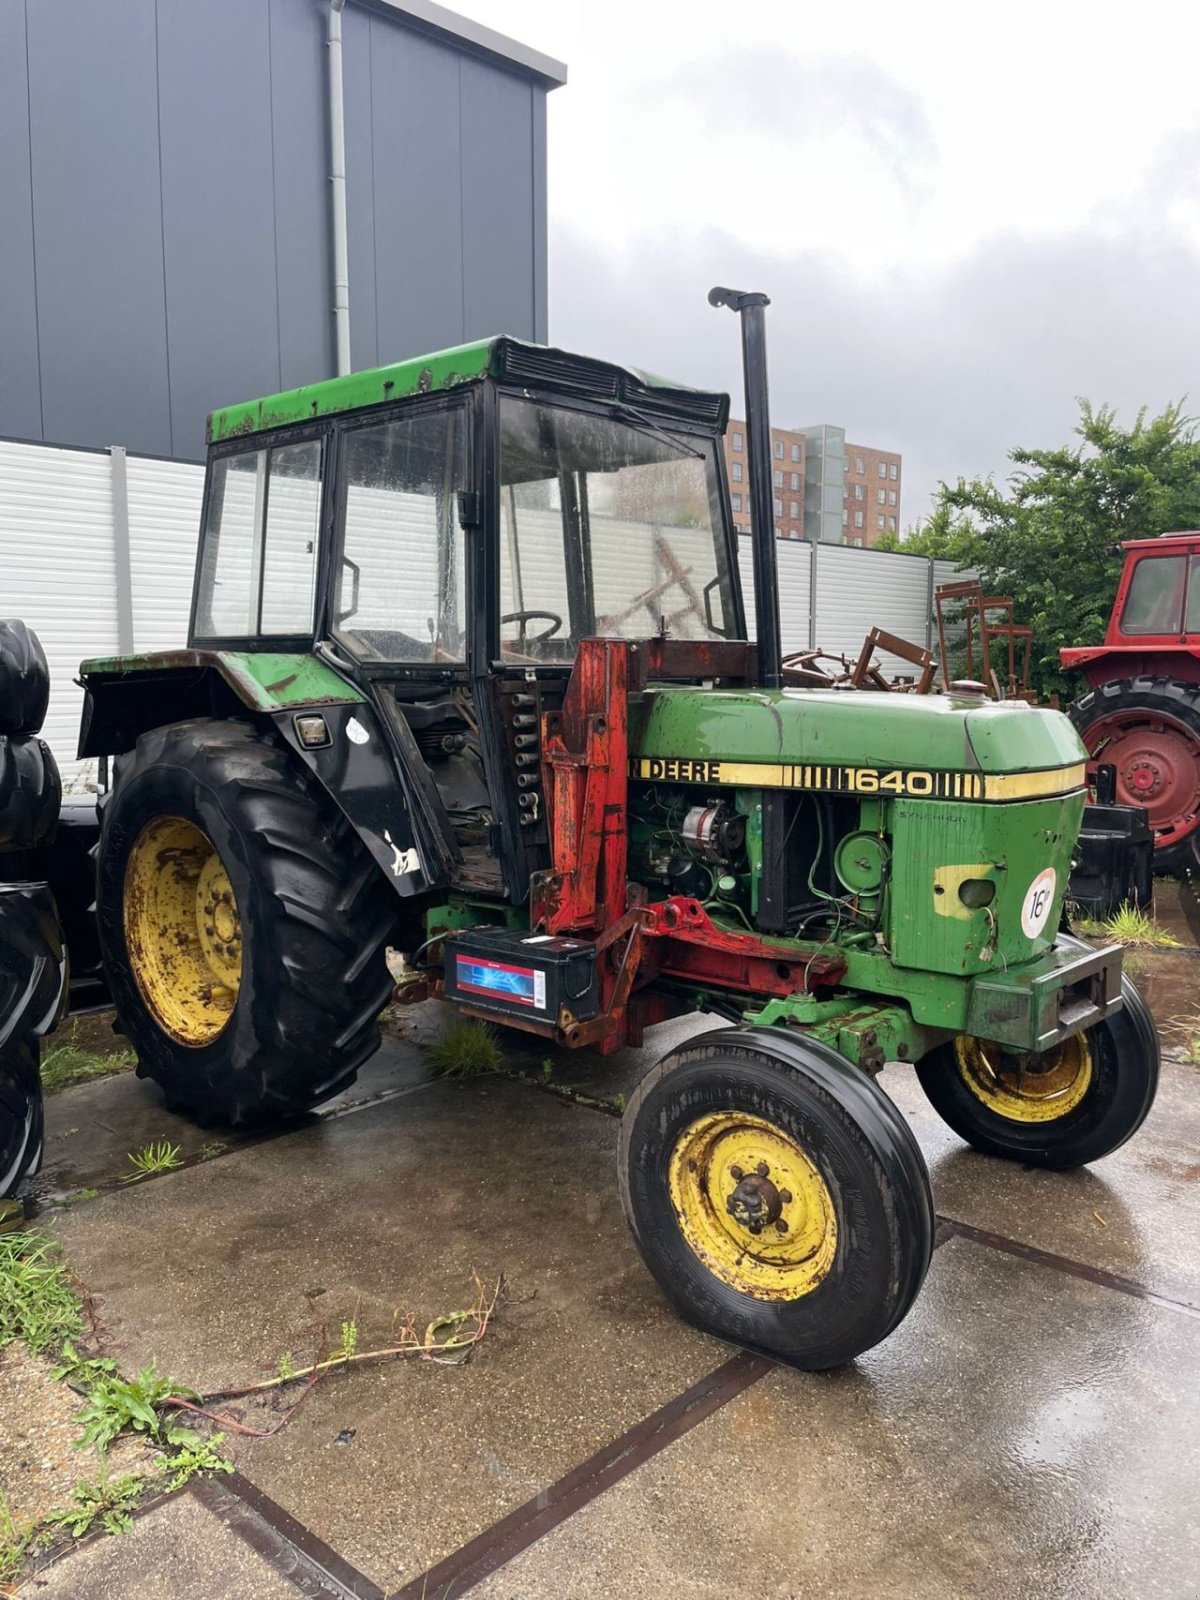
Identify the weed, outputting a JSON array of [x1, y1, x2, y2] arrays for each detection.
[[425, 1018, 501, 1077], [50, 1339, 118, 1389], [39, 1040, 137, 1096], [73, 1363, 200, 1456], [44, 1472, 145, 1539], [162, 1432, 233, 1493], [58, 1187, 99, 1208], [122, 1141, 183, 1182], [614, 1092, 627, 1112], [0, 1496, 33, 1583], [1074, 903, 1179, 948], [198, 1140, 228, 1161], [541, 1057, 554, 1082], [276, 1351, 295, 1382], [339, 1320, 359, 1361], [0, 1234, 84, 1355], [1103, 904, 1180, 947]]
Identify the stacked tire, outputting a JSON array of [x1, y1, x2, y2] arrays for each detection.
[[0, 622, 65, 1198]]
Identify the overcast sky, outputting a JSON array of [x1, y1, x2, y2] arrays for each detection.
[[462, 0, 1200, 525]]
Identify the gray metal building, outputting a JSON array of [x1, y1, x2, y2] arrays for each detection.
[[0, 0, 565, 461]]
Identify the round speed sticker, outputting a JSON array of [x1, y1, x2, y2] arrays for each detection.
[[1021, 868, 1057, 939]]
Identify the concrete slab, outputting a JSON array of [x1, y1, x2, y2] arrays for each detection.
[[880, 1050, 1200, 1307], [472, 1236, 1200, 1600], [50, 1075, 722, 1591], [34, 1008, 440, 1200], [25, 1491, 300, 1600]]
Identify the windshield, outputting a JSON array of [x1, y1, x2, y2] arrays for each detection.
[[499, 398, 736, 662]]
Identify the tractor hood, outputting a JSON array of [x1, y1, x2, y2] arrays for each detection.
[[629, 687, 1086, 801]]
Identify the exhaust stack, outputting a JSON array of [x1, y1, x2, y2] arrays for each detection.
[[708, 286, 783, 690]]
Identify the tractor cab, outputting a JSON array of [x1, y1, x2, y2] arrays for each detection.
[[1062, 532, 1200, 870], [85, 338, 747, 906]]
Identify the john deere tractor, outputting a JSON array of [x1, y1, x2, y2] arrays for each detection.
[[79, 289, 1157, 1369]]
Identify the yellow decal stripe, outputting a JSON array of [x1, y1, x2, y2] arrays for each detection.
[[632, 757, 1086, 802]]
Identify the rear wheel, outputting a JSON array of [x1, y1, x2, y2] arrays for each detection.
[[0, 621, 50, 737], [915, 975, 1158, 1169], [1069, 675, 1200, 873], [0, 1038, 42, 1197], [97, 718, 397, 1126], [619, 1028, 934, 1370]]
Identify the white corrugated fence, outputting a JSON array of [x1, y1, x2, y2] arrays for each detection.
[[0, 438, 967, 786]]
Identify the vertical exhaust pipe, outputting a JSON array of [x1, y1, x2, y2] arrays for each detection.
[[708, 286, 783, 689]]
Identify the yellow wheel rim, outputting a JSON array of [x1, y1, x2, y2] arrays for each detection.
[[667, 1111, 838, 1301], [123, 816, 242, 1047], [954, 1034, 1093, 1123]]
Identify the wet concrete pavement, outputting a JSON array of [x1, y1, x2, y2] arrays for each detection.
[[14, 889, 1200, 1597]]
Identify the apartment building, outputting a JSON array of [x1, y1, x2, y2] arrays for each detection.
[[843, 442, 902, 546], [723, 421, 807, 541], [722, 421, 901, 546]]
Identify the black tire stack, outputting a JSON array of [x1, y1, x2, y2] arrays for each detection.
[[0, 621, 66, 1199]]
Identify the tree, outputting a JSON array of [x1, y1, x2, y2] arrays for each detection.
[[905, 401, 1200, 699]]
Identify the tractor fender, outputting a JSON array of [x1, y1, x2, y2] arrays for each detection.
[[79, 651, 455, 902], [1060, 646, 1200, 691], [271, 700, 456, 901]]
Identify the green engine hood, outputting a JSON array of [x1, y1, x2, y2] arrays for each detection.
[[630, 687, 1086, 801]]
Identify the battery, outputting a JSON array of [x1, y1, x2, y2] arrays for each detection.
[[443, 927, 599, 1025]]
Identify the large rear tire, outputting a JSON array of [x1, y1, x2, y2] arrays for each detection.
[[0, 1038, 42, 1197], [0, 736, 61, 852], [915, 973, 1158, 1169], [0, 621, 50, 737], [619, 1028, 934, 1370], [97, 718, 397, 1126], [1069, 675, 1200, 874]]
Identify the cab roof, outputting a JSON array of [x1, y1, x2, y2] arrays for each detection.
[[1122, 531, 1200, 551], [207, 337, 730, 444]]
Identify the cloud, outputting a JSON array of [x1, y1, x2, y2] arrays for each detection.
[[548, 190, 1200, 524], [649, 47, 937, 196]]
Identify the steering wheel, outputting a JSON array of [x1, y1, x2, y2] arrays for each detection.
[[501, 609, 564, 645]]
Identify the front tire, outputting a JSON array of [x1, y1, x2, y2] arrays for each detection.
[[97, 718, 397, 1126], [619, 1028, 934, 1370], [915, 975, 1158, 1169]]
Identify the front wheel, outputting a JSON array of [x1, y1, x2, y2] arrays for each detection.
[[618, 1028, 934, 1370], [915, 975, 1158, 1169]]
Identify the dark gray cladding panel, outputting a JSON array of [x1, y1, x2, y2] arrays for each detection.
[[24, 0, 171, 455], [157, 0, 282, 458], [269, 0, 337, 390], [0, 0, 41, 441], [461, 59, 536, 344], [369, 19, 465, 363], [0, 0, 553, 460]]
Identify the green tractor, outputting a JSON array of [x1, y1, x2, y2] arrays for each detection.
[[78, 289, 1157, 1369]]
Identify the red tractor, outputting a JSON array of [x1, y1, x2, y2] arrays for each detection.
[[1063, 532, 1200, 873]]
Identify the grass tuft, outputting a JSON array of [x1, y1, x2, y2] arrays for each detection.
[[1073, 902, 1180, 948], [425, 1018, 502, 1078], [122, 1141, 182, 1182], [0, 1234, 85, 1355], [39, 1037, 137, 1096]]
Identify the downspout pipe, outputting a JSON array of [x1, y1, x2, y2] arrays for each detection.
[[709, 286, 783, 689], [328, 0, 351, 376]]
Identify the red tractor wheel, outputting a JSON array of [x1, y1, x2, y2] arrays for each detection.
[[1069, 675, 1200, 874]]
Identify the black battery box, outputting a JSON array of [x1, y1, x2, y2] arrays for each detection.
[[443, 928, 600, 1025]]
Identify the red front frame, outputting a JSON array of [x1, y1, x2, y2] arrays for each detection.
[[529, 639, 846, 1054]]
